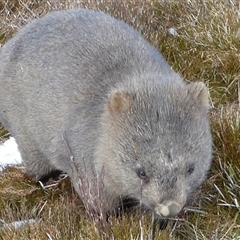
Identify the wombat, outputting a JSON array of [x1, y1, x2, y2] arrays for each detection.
[[0, 9, 212, 218]]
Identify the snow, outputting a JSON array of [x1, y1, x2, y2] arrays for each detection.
[[0, 137, 22, 172]]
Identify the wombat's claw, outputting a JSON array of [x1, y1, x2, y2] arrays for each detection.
[[58, 173, 68, 180]]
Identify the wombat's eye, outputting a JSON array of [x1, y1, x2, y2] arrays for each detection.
[[136, 168, 149, 182], [186, 164, 195, 175]]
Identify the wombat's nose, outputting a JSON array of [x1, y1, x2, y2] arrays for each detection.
[[155, 201, 181, 218]]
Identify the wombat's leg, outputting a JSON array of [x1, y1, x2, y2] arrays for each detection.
[[22, 151, 54, 181], [16, 140, 54, 181]]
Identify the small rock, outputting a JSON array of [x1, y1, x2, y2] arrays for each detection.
[[168, 27, 178, 36]]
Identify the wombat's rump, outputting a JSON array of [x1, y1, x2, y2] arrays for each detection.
[[0, 9, 212, 218]]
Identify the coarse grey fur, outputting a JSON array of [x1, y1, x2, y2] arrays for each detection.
[[0, 9, 212, 218]]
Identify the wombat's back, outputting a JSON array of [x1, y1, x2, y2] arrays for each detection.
[[0, 9, 182, 134]]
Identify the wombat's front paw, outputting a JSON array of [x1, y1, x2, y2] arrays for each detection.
[[38, 169, 65, 184]]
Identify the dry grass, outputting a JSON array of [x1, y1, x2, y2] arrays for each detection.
[[0, 0, 240, 239]]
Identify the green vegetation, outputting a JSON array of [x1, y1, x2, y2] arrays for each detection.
[[0, 0, 239, 239]]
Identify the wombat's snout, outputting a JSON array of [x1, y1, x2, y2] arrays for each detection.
[[155, 201, 182, 218]]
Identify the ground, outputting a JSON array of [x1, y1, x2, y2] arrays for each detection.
[[0, 0, 239, 239]]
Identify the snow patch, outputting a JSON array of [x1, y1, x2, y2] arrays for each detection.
[[0, 137, 22, 172]]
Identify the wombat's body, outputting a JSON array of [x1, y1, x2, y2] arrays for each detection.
[[0, 9, 212, 218]]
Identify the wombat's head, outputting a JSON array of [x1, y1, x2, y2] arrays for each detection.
[[96, 79, 212, 218]]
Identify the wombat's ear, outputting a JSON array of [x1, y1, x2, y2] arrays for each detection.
[[107, 89, 132, 114], [187, 82, 209, 108]]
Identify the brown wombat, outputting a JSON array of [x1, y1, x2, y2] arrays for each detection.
[[0, 9, 212, 218]]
